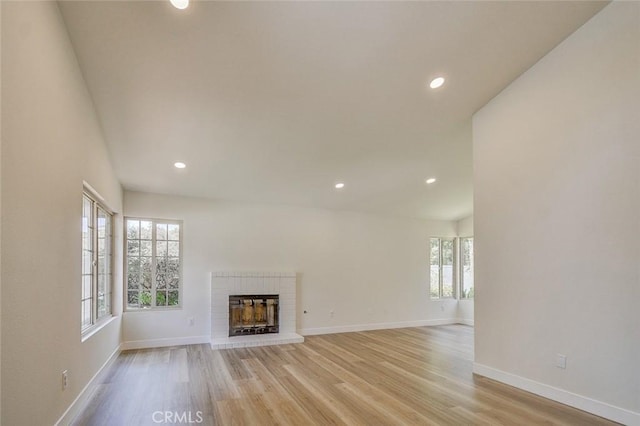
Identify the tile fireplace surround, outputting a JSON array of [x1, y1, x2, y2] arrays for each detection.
[[210, 271, 304, 349]]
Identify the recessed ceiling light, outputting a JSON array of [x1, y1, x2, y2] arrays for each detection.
[[429, 77, 445, 89], [335, 182, 345, 189], [170, 0, 189, 10], [426, 178, 437, 184], [174, 162, 186, 169]]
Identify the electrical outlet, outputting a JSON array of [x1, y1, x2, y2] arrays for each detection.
[[62, 370, 69, 390], [188, 316, 195, 326], [330, 310, 334, 318], [556, 354, 567, 369]]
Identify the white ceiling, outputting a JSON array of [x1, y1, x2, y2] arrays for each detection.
[[59, 1, 606, 220]]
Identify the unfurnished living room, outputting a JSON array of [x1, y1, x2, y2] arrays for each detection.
[[1, 0, 639, 425]]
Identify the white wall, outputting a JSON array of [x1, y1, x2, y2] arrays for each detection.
[[456, 215, 474, 324], [473, 2, 639, 423], [1, 3, 123, 425], [456, 215, 473, 237], [123, 191, 459, 343]]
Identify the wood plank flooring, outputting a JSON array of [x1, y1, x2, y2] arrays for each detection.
[[72, 325, 616, 425]]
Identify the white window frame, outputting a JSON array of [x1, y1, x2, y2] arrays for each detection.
[[459, 236, 474, 299], [82, 186, 114, 337], [124, 217, 183, 311], [429, 237, 457, 299]]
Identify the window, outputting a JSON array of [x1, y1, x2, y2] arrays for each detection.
[[126, 218, 182, 309], [82, 191, 113, 333], [430, 237, 455, 299], [460, 237, 474, 299]]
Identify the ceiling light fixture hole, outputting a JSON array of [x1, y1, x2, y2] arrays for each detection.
[[429, 77, 445, 89], [170, 0, 189, 10]]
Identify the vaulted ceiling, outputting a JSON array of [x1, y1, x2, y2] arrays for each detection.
[[59, 1, 606, 220]]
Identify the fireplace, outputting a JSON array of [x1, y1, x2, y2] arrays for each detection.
[[229, 295, 279, 336], [211, 271, 303, 349]]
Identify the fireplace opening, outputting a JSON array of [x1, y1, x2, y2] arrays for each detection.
[[229, 295, 279, 337]]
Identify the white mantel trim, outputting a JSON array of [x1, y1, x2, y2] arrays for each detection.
[[212, 271, 296, 278]]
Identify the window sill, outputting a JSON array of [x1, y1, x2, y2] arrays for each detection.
[[81, 315, 117, 343], [430, 298, 474, 302], [124, 306, 182, 313]]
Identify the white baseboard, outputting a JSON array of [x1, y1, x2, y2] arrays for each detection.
[[473, 363, 640, 426], [211, 333, 304, 350], [299, 318, 464, 336], [55, 344, 121, 426], [456, 318, 474, 326], [121, 335, 211, 350]]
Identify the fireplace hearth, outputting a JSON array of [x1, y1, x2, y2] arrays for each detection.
[[229, 295, 279, 337]]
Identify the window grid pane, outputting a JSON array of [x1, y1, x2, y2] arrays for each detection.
[[461, 238, 474, 299], [81, 195, 94, 329], [96, 207, 112, 319], [126, 219, 181, 310], [82, 192, 113, 334], [430, 238, 440, 299], [127, 220, 141, 308], [441, 239, 454, 298], [430, 237, 457, 299], [105, 215, 112, 315]]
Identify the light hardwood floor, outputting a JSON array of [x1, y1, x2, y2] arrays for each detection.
[[73, 325, 616, 425]]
